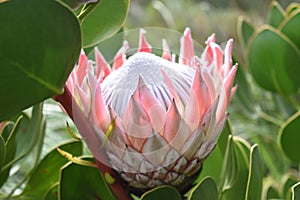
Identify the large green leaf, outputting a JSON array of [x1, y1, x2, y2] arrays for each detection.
[[81, 0, 129, 47], [245, 144, 263, 200], [140, 185, 181, 200], [267, 1, 285, 28], [279, 111, 300, 164], [59, 157, 116, 200], [188, 177, 218, 200], [280, 10, 300, 50], [20, 140, 83, 200], [247, 26, 300, 95], [0, 0, 81, 121]]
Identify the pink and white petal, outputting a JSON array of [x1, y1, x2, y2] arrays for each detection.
[[94, 47, 111, 81], [222, 39, 233, 77], [112, 41, 129, 70], [179, 27, 194, 66], [138, 29, 152, 53], [162, 39, 172, 61], [163, 100, 181, 143], [76, 50, 88, 86], [134, 76, 166, 133]]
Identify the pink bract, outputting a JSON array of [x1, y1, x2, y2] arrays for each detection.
[[60, 28, 237, 189]]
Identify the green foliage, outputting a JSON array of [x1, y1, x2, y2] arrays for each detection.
[[59, 157, 116, 200], [81, 0, 130, 47], [0, 0, 81, 121], [279, 111, 300, 164], [140, 186, 182, 200]]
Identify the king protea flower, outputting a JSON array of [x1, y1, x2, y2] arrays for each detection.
[[56, 28, 237, 193]]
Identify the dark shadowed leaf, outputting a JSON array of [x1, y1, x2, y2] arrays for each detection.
[[188, 177, 218, 200], [0, 0, 81, 121], [140, 185, 182, 200]]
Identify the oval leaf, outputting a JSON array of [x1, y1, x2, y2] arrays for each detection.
[[81, 0, 129, 47], [188, 177, 218, 200], [0, 136, 5, 170], [292, 182, 300, 200], [280, 10, 300, 50], [0, 0, 81, 121], [267, 1, 285, 28], [140, 185, 182, 200], [247, 26, 300, 95], [279, 111, 300, 164]]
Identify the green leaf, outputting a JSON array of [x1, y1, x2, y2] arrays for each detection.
[[247, 26, 300, 95], [43, 183, 59, 200], [280, 10, 300, 50], [233, 59, 257, 117], [281, 174, 298, 200], [20, 140, 83, 200], [140, 185, 182, 200], [267, 1, 285, 28], [0, 136, 5, 170], [220, 137, 251, 200], [81, 0, 129, 47], [265, 184, 280, 199], [0, 0, 81, 121], [0, 117, 21, 187], [237, 17, 255, 47], [188, 177, 218, 200], [292, 182, 300, 200], [245, 145, 263, 200], [219, 135, 238, 191], [59, 157, 117, 200], [279, 111, 300, 164]]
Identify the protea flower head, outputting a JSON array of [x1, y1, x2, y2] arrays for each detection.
[[57, 28, 237, 193]]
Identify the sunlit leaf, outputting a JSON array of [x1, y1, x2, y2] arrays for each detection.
[[0, 0, 81, 121], [247, 26, 300, 95], [43, 183, 59, 200], [279, 111, 300, 164], [286, 3, 300, 15]]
